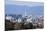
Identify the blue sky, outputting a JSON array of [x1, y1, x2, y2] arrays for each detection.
[[5, 0, 44, 16]]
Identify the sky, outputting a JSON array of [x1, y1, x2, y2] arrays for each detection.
[[5, 0, 44, 16]]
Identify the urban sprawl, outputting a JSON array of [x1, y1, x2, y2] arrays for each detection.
[[5, 14, 44, 30]]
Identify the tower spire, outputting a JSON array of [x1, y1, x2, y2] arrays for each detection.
[[25, 6, 27, 16]]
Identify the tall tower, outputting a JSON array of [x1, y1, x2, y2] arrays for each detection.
[[25, 6, 27, 16], [25, 7, 26, 16]]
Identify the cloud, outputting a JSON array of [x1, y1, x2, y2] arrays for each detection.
[[5, 0, 44, 7]]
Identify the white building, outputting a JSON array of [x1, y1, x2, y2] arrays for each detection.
[[5, 16, 12, 20], [17, 18, 22, 23], [5, 16, 16, 22], [24, 16, 32, 23], [27, 16, 32, 23]]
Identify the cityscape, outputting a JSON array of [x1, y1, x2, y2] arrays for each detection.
[[5, 0, 44, 31], [5, 14, 44, 30]]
